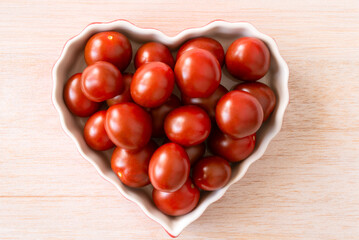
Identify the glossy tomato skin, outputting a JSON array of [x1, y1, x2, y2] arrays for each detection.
[[149, 143, 190, 192], [152, 178, 200, 216], [175, 49, 221, 98], [106, 73, 133, 106], [164, 105, 211, 147], [84, 31, 132, 72], [193, 156, 231, 191], [163, 138, 205, 165], [134, 42, 174, 69], [182, 84, 228, 119], [149, 94, 181, 137], [111, 140, 157, 188], [83, 110, 114, 151], [216, 90, 263, 139], [208, 127, 256, 162], [63, 73, 101, 117], [105, 103, 152, 150], [233, 82, 276, 122], [131, 62, 175, 108], [176, 37, 225, 66], [81, 61, 123, 102], [225, 37, 270, 81]]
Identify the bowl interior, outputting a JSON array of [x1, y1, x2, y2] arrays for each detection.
[[52, 21, 289, 237]]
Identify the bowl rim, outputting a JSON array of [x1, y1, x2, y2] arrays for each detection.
[[52, 19, 289, 238]]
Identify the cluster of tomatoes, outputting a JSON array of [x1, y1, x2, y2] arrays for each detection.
[[63, 31, 275, 216]]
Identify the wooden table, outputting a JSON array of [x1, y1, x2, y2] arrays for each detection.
[[1, 1, 359, 239]]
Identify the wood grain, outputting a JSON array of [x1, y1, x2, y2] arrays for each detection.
[[0, 0, 359, 239]]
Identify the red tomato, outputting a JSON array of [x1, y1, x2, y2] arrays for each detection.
[[84, 31, 132, 72], [134, 42, 174, 69], [83, 110, 114, 151], [176, 37, 225, 66], [111, 140, 157, 188], [208, 127, 256, 162], [163, 138, 206, 165], [149, 94, 181, 137], [182, 84, 228, 119], [164, 105, 211, 147], [225, 37, 270, 81], [174, 49, 221, 98], [131, 62, 175, 108], [63, 73, 101, 117], [216, 90, 263, 139], [193, 156, 231, 191], [106, 73, 133, 106], [152, 178, 200, 216], [184, 143, 206, 165], [233, 82, 276, 121], [81, 61, 123, 102], [149, 143, 190, 192], [105, 103, 152, 150], [106, 73, 133, 107]]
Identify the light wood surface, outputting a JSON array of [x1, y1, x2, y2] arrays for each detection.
[[1, 0, 359, 239]]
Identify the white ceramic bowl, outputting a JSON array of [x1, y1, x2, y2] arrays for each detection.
[[52, 20, 289, 237]]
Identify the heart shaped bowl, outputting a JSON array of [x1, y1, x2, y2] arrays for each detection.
[[52, 20, 289, 237]]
